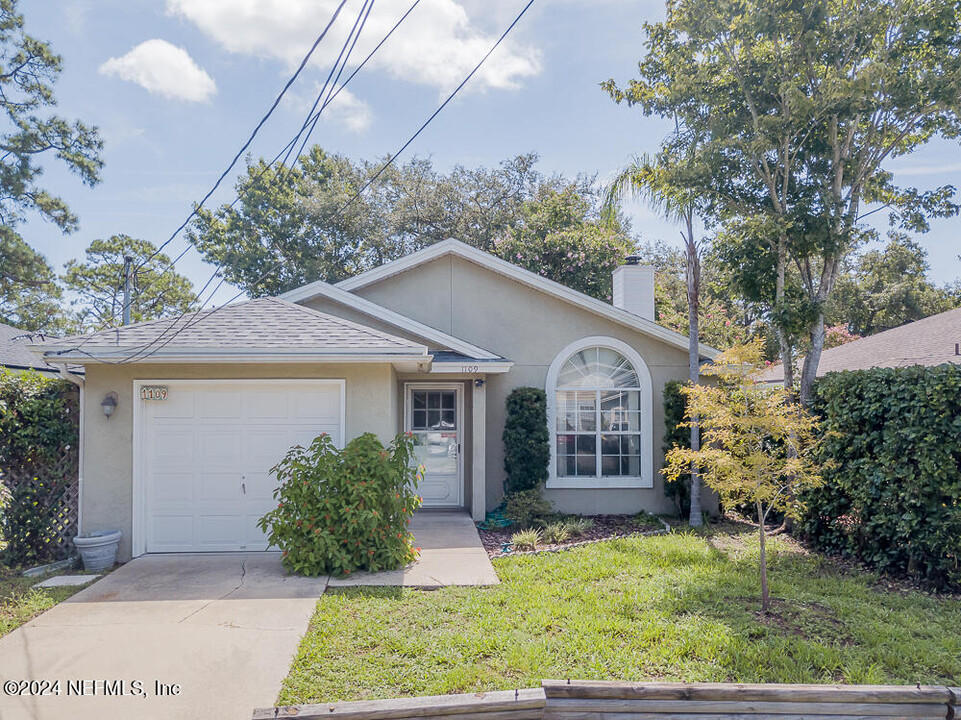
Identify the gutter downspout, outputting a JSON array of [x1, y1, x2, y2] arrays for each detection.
[[51, 362, 84, 538]]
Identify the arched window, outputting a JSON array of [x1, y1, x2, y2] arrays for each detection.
[[546, 337, 653, 488]]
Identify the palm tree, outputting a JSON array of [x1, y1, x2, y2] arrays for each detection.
[[605, 154, 705, 527]]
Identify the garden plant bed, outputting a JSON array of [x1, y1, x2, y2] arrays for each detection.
[[478, 513, 668, 558]]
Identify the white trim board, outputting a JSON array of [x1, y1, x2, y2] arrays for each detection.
[[334, 239, 719, 360], [279, 275, 501, 360], [131, 378, 346, 557]]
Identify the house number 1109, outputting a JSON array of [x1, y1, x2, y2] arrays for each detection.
[[140, 386, 168, 400]]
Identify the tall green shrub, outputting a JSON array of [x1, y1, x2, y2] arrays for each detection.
[[803, 365, 961, 589], [502, 387, 549, 493], [257, 432, 422, 577], [0, 370, 78, 566], [662, 380, 691, 517]]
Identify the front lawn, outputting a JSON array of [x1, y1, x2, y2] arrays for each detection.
[[0, 567, 95, 637], [280, 525, 961, 704]]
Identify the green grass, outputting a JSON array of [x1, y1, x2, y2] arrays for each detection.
[[0, 567, 95, 637], [279, 525, 961, 704]]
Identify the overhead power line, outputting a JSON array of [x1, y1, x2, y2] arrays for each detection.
[[117, 0, 537, 365], [127, 0, 421, 330]]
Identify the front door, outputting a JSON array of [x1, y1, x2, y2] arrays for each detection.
[[406, 384, 463, 507]]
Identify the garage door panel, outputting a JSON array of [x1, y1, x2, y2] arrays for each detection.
[[197, 390, 243, 419], [199, 431, 243, 465], [151, 515, 194, 549], [246, 390, 289, 419], [199, 472, 243, 501], [151, 430, 197, 464], [150, 472, 194, 501], [293, 389, 341, 421], [243, 471, 278, 501], [142, 380, 345, 553]]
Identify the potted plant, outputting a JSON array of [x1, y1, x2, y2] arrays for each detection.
[[73, 530, 122, 571]]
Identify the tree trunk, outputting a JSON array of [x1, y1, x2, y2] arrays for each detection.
[[799, 311, 826, 406], [684, 220, 703, 528], [775, 233, 794, 389], [757, 500, 770, 612]]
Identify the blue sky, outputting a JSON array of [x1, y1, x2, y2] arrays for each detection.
[[22, 0, 961, 306]]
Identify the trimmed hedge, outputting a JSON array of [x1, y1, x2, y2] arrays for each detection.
[[502, 387, 549, 493], [802, 364, 961, 589]]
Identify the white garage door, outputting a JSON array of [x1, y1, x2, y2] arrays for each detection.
[[139, 380, 344, 553]]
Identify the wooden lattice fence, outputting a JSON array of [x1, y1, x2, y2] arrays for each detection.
[[0, 373, 79, 563]]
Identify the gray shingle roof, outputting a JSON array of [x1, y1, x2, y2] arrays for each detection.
[[760, 307, 961, 383], [37, 298, 427, 362], [0, 322, 61, 373]]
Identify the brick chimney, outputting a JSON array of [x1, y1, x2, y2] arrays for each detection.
[[612, 256, 655, 321]]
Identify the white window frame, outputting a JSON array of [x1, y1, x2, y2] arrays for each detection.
[[545, 337, 654, 489]]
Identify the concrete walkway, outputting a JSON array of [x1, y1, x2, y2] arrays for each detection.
[[0, 553, 326, 720], [0, 512, 496, 720], [329, 511, 499, 588]]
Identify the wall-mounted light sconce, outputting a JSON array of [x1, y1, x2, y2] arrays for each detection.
[[100, 392, 118, 419], [474, 379, 485, 388]]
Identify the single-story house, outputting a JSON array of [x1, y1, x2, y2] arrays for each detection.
[[760, 306, 961, 385], [32, 239, 716, 561]]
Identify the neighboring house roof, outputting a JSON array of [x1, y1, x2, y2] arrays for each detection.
[[328, 239, 718, 359], [760, 306, 961, 384], [0, 322, 64, 374], [279, 276, 503, 360], [33, 298, 431, 365]]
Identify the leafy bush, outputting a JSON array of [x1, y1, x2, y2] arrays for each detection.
[[542, 521, 571, 544], [510, 528, 541, 550], [258, 432, 422, 577], [503, 489, 553, 529], [802, 365, 961, 589], [502, 387, 549, 493], [0, 370, 78, 566], [662, 380, 691, 517]]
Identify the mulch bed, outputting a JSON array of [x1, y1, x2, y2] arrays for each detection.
[[478, 514, 669, 559]]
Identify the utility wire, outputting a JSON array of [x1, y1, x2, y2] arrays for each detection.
[[128, 0, 420, 323], [117, 0, 537, 365], [114, 0, 379, 364], [138, 0, 350, 268]]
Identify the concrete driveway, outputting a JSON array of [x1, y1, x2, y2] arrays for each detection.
[[0, 553, 326, 720]]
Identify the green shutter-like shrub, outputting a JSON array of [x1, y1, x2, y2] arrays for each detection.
[[662, 380, 691, 517], [802, 365, 961, 589], [257, 432, 422, 577], [502, 387, 550, 494]]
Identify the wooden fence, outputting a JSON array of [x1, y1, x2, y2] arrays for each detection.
[[253, 681, 961, 720]]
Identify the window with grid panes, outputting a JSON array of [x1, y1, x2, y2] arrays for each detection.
[[554, 347, 642, 479]]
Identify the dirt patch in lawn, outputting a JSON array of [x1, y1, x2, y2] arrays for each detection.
[[478, 514, 667, 558]]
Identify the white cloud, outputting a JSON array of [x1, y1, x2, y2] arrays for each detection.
[[164, 0, 541, 94], [100, 39, 217, 102], [322, 86, 373, 133]]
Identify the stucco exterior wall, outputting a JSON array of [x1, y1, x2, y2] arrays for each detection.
[[81, 362, 397, 561], [352, 254, 696, 516]]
